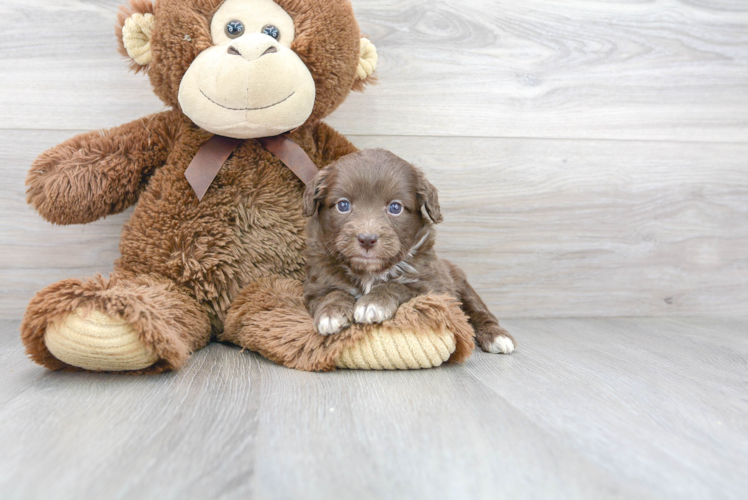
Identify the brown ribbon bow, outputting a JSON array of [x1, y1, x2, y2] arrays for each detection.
[[184, 134, 319, 201]]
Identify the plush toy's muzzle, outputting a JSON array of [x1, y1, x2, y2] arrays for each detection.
[[177, 34, 316, 138]]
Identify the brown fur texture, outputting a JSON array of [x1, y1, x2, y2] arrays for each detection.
[[22, 0, 373, 372], [302, 149, 516, 352], [221, 277, 474, 371]]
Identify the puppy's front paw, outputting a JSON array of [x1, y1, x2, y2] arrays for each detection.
[[315, 313, 349, 335], [478, 327, 516, 354], [314, 306, 352, 336], [353, 297, 398, 324]]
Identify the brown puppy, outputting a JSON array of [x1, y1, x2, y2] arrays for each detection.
[[302, 149, 516, 354]]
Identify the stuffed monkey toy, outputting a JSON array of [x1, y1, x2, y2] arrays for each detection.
[[21, 0, 475, 373]]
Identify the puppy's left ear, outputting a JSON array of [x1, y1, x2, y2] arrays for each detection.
[[416, 169, 443, 224], [303, 170, 328, 217]]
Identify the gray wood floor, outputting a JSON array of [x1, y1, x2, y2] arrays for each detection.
[[1, 317, 746, 500]]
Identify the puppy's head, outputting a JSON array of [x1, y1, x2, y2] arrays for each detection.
[[304, 149, 442, 274]]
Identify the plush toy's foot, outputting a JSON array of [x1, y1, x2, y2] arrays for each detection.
[[21, 274, 211, 373], [222, 277, 475, 371], [45, 308, 158, 371], [335, 325, 456, 369]]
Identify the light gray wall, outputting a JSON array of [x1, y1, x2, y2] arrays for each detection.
[[1, 0, 747, 319]]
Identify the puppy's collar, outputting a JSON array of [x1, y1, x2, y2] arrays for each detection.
[[184, 134, 318, 201]]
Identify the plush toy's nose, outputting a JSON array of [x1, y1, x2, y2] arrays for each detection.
[[227, 45, 277, 58], [357, 234, 378, 250], [227, 34, 280, 62]]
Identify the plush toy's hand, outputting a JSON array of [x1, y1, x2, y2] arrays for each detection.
[[314, 302, 354, 336], [26, 111, 179, 225]]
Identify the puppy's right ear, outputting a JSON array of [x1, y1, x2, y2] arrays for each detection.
[[303, 170, 328, 217]]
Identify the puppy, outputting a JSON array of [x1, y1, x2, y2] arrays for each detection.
[[302, 149, 516, 354]]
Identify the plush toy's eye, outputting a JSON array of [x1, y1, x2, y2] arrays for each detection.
[[388, 202, 403, 216], [262, 25, 280, 40], [225, 20, 245, 39], [336, 199, 351, 214]]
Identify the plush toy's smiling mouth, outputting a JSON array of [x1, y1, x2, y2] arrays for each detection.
[[200, 90, 296, 111]]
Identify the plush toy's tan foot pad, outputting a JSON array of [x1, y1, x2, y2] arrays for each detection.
[[223, 277, 475, 371], [335, 326, 456, 369], [45, 308, 158, 372]]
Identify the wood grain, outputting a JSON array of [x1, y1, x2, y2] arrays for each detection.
[[3, 130, 746, 319], [0, 0, 746, 141], [1, 0, 746, 318], [461, 316, 748, 500], [0, 320, 258, 499], [2, 317, 746, 499]]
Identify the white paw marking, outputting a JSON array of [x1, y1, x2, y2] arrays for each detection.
[[316, 314, 348, 335], [488, 335, 515, 354], [353, 302, 395, 324]]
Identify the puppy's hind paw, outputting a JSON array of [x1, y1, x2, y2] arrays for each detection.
[[315, 313, 349, 336], [487, 335, 515, 354], [478, 327, 516, 355]]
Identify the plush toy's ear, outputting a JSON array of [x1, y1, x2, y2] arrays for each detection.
[[416, 168, 443, 224], [303, 170, 329, 217], [115, 0, 156, 73], [352, 38, 378, 92]]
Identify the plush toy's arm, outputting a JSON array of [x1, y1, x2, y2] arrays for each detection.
[[26, 110, 181, 225], [312, 121, 359, 166]]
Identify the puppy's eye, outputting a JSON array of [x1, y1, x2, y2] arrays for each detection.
[[388, 202, 403, 216], [225, 20, 245, 39], [262, 25, 280, 40], [336, 199, 351, 214]]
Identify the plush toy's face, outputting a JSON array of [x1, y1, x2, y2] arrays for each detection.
[[178, 0, 315, 138], [116, 0, 377, 139]]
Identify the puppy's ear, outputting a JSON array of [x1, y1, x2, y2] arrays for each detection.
[[303, 169, 328, 217], [415, 168, 443, 224]]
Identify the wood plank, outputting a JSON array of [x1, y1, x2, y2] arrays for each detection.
[[0, 324, 259, 499], [2, 130, 746, 319], [1, 0, 747, 141], [247, 349, 653, 500], [463, 317, 748, 500], [0, 320, 43, 409], [1, 317, 746, 499]]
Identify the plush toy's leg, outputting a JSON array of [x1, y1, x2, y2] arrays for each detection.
[[21, 274, 211, 374], [221, 277, 354, 371], [221, 276, 475, 371]]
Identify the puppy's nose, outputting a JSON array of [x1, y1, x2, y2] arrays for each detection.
[[357, 234, 378, 250]]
